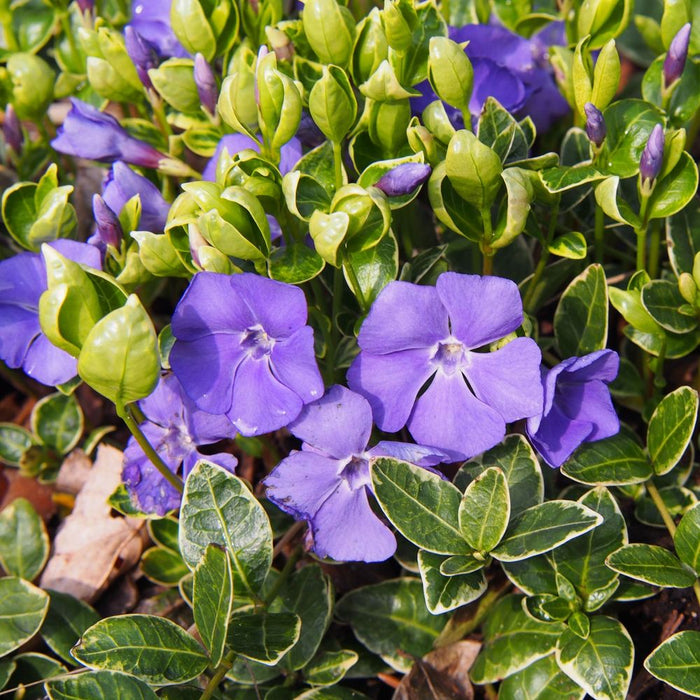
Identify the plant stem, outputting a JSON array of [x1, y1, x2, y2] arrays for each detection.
[[522, 198, 560, 313], [594, 204, 605, 264], [264, 545, 302, 606], [118, 403, 183, 493], [272, 520, 306, 558], [324, 266, 343, 385], [332, 141, 344, 191], [648, 220, 662, 279], [481, 211, 494, 276], [58, 11, 83, 70], [200, 650, 237, 700]]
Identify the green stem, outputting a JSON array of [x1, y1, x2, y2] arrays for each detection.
[[264, 546, 302, 606], [332, 141, 344, 191], [635, 225, 648, 273], [461, 107, 472, 132], [200, 650, 237, 700], [58, 11, 82, 70], [118, 403, 183, 493], [648, 220, 662, 279], [481, 211, 494, 276], [324, 267, 343, 385], [343, 255, 367, 312], [150, 94, 172, 140], [522, 198, 560, 313], [594, 203, 605, 264]]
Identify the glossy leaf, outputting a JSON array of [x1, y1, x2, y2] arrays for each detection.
[[644, 631, 700, 696], [675, 502, 700, 573], [41, 590, 99, 665], [641, 280, 698, 334], [502, 555, 558, 596], [269, 244, 325, 285], [458, 467, 510, 552], [647, 152, 699, 221], [371, 458, 469, 555], [31, 392, 84, 455], [0, 424, 34, 467], [0, 497, 49, 581], [0, 577, 49, 658], [499, 653, 585, 700], [343, 232, 398, 311], [439, 553, 486, 576], [227, 611, 301, 665], [605, 544, 697, 587], [417, 550, 487, 614], [548, 231, 588, 259], [667, 201, 700, 277], [179, 460, 272, 596], [72, 614, 209, 685], [305, 650, 358, 686], [45, 670, 159, 700]]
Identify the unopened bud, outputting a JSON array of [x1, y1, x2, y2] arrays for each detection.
[[76, 0, 94, 12], [194, 53, 218, 116], [640, 123, 665, 186], [90, 194, 123, 250], [3, 104, 23, 154], [125, 26, 158, 91], [584, 102, 606, 147], [375, 163, 431, 196], [663, 23, 691, 88]]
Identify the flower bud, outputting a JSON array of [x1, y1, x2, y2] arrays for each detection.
[[125, 26, 159, 91], [428, 37, 473, 113], [194, 53, 218, 115], [663, 23, 691, 88], [76, 0, 94, 12], [6, 53, 54, 121], [170, 0, 239, 62], [584, 102, 606, 147], [3, 104, 23, 154], [640, 123, 665, 185], [302, 0, 355, 66], [374, 162, 431, 196], [90, 194, 123, 250]]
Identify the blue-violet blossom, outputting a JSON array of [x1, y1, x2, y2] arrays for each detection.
[[0, 240, 101, 386], [264, 385, 447, 562], [51, 99, 166, 169], [122, 372, 237, 514], [170, 272, 324, 436], [129, 0, 188, 58], [347, 272, 543, 462], [526, 350, 620, 468]]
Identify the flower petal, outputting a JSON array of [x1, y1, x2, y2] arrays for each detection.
[[369, 441, 448, 468], [22, 334, 78, 387], [408, 371, 505, 461], [0, 305, 39, 368], [311, 483, 396, 562], [357, 281, 448, 354], [436, 272, 524, 348], [347, 348, 435, 433], [289, 385, 372, 458], [270, 326, 324, 404], [227, 356, 303, 435], [465, 337, 543, 423], [527, 402, 594, 468], [556, 379, 619, 442], [559, 349, 620, 383]]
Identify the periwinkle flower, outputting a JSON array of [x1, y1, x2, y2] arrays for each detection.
[[663, 23, 691, 88], [526, 350, 620, 468], [129, 0, 188, 58], [122, 373, 238, 514], [347, 272, 543, 462], [264, 385, 447, 562], [0, 240, 101, 386], [584, 102, 606, 148], [76, 0, 94, 11], [124, 26, 159, 90], [194, 53, 218, 116], [640, 124, 665, 185], [3, 104, 22, 154], [90, 194, 123, 250], [170, 272, 324, 436], [374, 163, 432, 197], [52, 99, 166, 169]]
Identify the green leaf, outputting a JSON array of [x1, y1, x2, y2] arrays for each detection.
[[227, 611, 301, 665], [0, 659, 14, 691], [305, 650, 358, 686], [644, 630, 700, 696], [45, 669, 159, 699], [647, 386, 699, 475], [193, 545, 233, 667], [296, 688, 370, 700], [502, 555, 558, 596], [439, 553, 486, 576], [524, 594, 574, 623], [335, 578, 446, 672], [492, 501, 603, 562], [147, 517, 180, 552], [648, 152, 699, 221], [555, 616, 633, 700], [540, 164, 605, 193], [343, 232, 398, 310], [273, 564, 333, 671], [641, 280, 698, 334], [179, 460, 272, 596], [477, 97, 530, 163], [634, 486, 697, 528], [268, 244, 325, 285], [548, 231, 588, 260], [417, 550, 487, 614], [77, 295, 159, 406], [667, 200, 700, 277], [470, 595, 565, 683], [371, 458, 469, 555], [0, 577, 49, 658], [72, 614, 209, 685], [0, 497, 49, 580], [551, 488, 627, 607], [31, 392, 84, 454], [675, 503, 700, 573], [140, 547, 189, 586], [0, 423, 34, 466], [499, 653, 585, 700], [41, 590, 99, 665], [7, 652, 65, 699], [605, 544, 697, 587], [554, 263, 608, 357], [562, 432, 652, 485], [458, 467, 510, 552]]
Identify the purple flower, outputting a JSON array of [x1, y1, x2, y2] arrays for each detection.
[[90, 194, 123, 250], [201, 133, 302, 181], [374, 163, 431, 197], [0, 240, 101, 386], [170, 272, 324, 436], [264, 385, 446, 562], [52, 99, 166, 169], [584, 102, 606, 147], [664, 23, 691, 88], [76, 0, 94, 12], [124, 26, 159, 90], [347, 272, 543, 462], [526, 350, 620, 468], [122, 373, 237, 514], [640, 124, 665, 184], [3, 104, 22, 154], [129, 0, 188, 58], [102, 161, 171, 232], [194, 53, 218, 116]]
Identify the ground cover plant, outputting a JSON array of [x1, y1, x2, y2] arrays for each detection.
[[0, 0, 699, 697]]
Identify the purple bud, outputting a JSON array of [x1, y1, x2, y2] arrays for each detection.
[[125, 26, 159, 90], [640, 124, 665, 184], [584, 102, 606, 147], [89, 195, 123, 250], [194, 53, 218, 116], [76, 0, 94, 12], [374, 163, 432, 197], [664, 23, 691, 88], [3, 104, 23, 153], [188, 222, 208, 268]]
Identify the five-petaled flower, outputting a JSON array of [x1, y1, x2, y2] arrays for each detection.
[[264, 385, 447, 562], [348, 272, 543, 462], [527, 349, 620, 468], [170, 272, 324, 436], [122, 373, 237, 514]]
